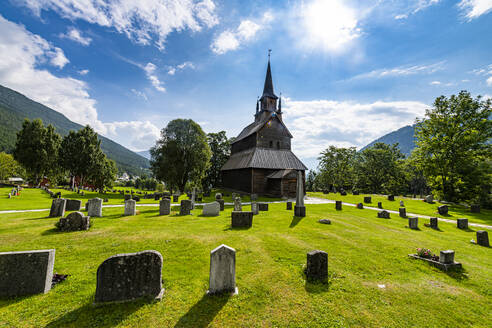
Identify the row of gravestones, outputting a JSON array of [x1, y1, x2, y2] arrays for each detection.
[[332, 199, 490, 247], [0, 246, 329, 301]]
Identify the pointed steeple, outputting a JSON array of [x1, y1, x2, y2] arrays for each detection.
[[277, 93, 282, 114], [260, 52, 278, 101]]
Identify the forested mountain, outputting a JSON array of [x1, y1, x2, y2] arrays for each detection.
[[362, 125, 416, 156], [0, 84, 149, 175]]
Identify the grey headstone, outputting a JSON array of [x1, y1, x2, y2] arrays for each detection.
[[399, 207, 406, 218], [476, 231, 489, 247], [87, 198, 103, 217], [258, 203, 268, 211], [377, 202, 383, 209], [438, 205, 448, 215], [318, 219, 331, 224], [208, 245, 237, 295], [364, 196, 371, 203], [352, 190, 359, 195], [439, 250, 454, 264], [180, 199, 192, 215], [399, 200, 404, 207], [0, 249, 55, 297], [425, 195, 433, 203], [95, 250, 164, 303], [408, 217, 418, 230], [457, 218, 468, 230], [159, 199, 171, 216], [234, 197, 242, 211], [231, 211, 253, 228], [65, 199, 82, 211], [470, 205, 480, 213], [49, 198, 66, 217], [306, 250, 328, 282], [57, 212, 90, 231], [377, 210, 390, 219], [335, 200, 342, 210], [124, 200, 137, 216], [295, 170, 304, 207], [286, 201, 292, 210], [215, 193, 222, 200], [388, 195, 394, 201], [430, 217, 438, 229], [217, 199, 225, 211], [203, 202, 220, 217], [251, 202, 259, 215], [356, 203, 363, 209]]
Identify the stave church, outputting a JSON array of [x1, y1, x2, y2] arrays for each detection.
[[221, 58, 307, 198]]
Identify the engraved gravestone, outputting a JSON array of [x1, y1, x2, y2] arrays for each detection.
[[234, 197, 242, 211], [251, 202, 259, 215], [180, 199, 192, 215], [57, 211, 90, 231], [208, 245, 237, 295], [457, 218, 468, 230], [124, 199, 136, 216], [476, 231, 489, 247], [231, 211, 253, 228], [87, 198, 103, 217], [430, 217, 438, 229], [159, 199, 171, 215], [49, 198, 66, 217], [294, 170, 306, 217], [203, 202, 220, 217], [399, 207, 406, 218], [65, 199, 82, 211], [305, 250, 328, 283], [364, 196, 371, 203], [408, 217, 418, 229], [335, 200, 342, 210]]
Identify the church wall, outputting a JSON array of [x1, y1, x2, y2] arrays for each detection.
[[257, 119, 291, 150], [231, 134, 256, 154], [222, 168, 252, 193]]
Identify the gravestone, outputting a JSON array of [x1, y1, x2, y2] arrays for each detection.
[[65, 199, 82, 211], [408, 217, 418, 230], [159, 199, 171, 216], [103, 198, 109, 203], [251, 202, 259, 215], [399, 207, 406, 218], [400, 200, 404, 207], [356, 203, 363, 209], [457, 218, 468, 230], [250, 194, 258, 201], [57, 212, 90, 231], [438, 205, 448, 215], [318, 219, 331, 224], [217, 199, 225, 211], [0, 249, 55, 297], [306, 250, 328, 283], [430, 217, 438, 229], [439, 250, 454, 264], [425, 195, 433, 203], [132, 196, 140, 202], [286, 201, 293, 210], [378, 210, 390, 219], [476, 231, 489, 247], [234, 197, 242, 211], [173, 195, 179, 202], [180, 199, 192, 215], [258, 203, 269, 211], [208, 245, 237, 295], [49, 198, 66, 217], [215, 193, 222, 200], [335, 200, 342, 210], [364, 196, 371, 203], [124, 200, 137, 216], [154, 195, 161, 201], [377, 202, 383, 209], [191, 188, 196, 209], [203, 202, 220, 217], [231, 211, 253, 228], [352, 190, 359, 195], [294, 170, 306, 217], [340, 191, 347, 196], [87, 198, 103, 217], [94, 250, 164, 303], [470, 205, 480, 213], [124, 194, 131, 201]]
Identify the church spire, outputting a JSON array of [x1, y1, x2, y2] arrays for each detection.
[[260, 50, 278, 101]]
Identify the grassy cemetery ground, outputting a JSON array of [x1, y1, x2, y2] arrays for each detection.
[[308, 192, 492, 226], [0, 187, 281, 211], [0, 203, 490, 327]]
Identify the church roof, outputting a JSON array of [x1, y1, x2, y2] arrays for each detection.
[[260, 60, 278, 100], [232, 113, 292, 144], [221, 148, 307, 171]]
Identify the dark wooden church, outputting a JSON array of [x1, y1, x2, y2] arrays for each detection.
[[221, 59, 307, 198]]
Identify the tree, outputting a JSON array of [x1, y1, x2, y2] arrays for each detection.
[[202, 131, 231, 191], [60, 125, 104, 188], [355, 143, 406, 194], [305, 170, 318, 192], [0, 152, 25, 180], [317, 146, 357, 191], [13, 119, 61, 185], [150, 119, 211, 193], [89, 154, 117, 191], [413, 91, 492, 204]]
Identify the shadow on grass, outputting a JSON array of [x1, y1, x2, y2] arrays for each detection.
[[289, 216, 304, 228], [0, 294, 34, 309], [459, 227, 475, 232], [223, 226, 251, 231], [445, 267, 469, 281], [45, 298, 148, 328], [301, 267, 331, 293], [174, 293, 230, 328]]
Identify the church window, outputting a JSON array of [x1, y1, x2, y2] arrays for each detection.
[[269, 141, 273, 148]]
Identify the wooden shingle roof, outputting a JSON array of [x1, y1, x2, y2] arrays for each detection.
[[221, 148, 307, 171]]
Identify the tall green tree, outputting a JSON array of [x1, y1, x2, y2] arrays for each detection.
[[413, 91, 492, 203], [355, 143, 406, 194], [150, 119, 211, 193], [317, 146, 357, 191], [13, 119, 61, 185], [202, 131, 231, 191], [89, 154, 117, 191], [0, 152, 25, 180]]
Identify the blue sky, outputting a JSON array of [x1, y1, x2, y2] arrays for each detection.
[[1, 0, 491, 169]]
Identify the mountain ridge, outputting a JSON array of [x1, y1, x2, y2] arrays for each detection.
[[361, 125, 416, 156]]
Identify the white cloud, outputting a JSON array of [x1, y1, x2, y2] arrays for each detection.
[[283, 98, 428, 158], [168, 61, 195, 75], [458, 0, 492, 19], [394, 14, 408, 19], [78, 69, 89, 75], [471, 64, 492, 86], [103, 120, 160, 151], [59, 27, 92, 45], [130, 88, 148, 101], [393, 0, 441, 20], [487, 76, 492, 86], [289, 0, 362, 54], [19, 0, 218, 50], [430, 81, 441, 85], [353, 61, 445, 79], [144, 62, 166, 92], [211, 12, 273, 54], [0, 14, 160, 152]]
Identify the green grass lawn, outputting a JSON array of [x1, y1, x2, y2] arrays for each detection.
[[0, 187, 281, 211], [0, 203, 490, 327], [308, 192, 492, 226]]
